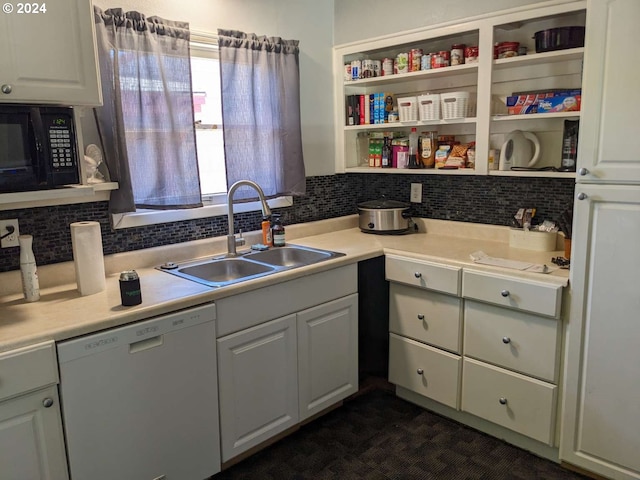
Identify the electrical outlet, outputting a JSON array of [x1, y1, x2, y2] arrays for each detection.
[[410, 183, 422, 203], [0, 219, 20, 248]]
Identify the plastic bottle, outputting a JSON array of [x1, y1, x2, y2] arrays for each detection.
[[19, 234, 40, 302], [271, 215, 286, 247], [261, 215, 273, 246], [407, 127, 420, 168]]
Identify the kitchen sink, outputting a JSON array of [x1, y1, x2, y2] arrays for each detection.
[[244, 245, 342, 267], [157, 244, 344, 288]]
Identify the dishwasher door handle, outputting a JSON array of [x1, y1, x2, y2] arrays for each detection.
[[129, 335, 164, 354]]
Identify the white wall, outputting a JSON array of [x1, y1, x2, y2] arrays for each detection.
[[333, 0, 555, 45], [93, 0, 336, 176]]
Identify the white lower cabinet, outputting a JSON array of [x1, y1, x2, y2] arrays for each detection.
[[217, 314, 299, 462], [216, 265, 358, 463], [0, 342, 68, 480]]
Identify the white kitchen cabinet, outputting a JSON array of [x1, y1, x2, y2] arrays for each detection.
[[0, 0, 101, 106], [574, 0, 640, 184], [298, 294, 358, 421], [217, 314, 299, 462], [216, 264, 358, 462], [0, 342, 68, 480], [333, 0, 585, 178], [560, 185, 640, 480]]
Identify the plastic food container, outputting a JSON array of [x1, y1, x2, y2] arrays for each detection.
[[497, 42, 519, 58]]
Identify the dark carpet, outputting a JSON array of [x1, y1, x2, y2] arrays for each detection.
[[213, 387, 590, 480]]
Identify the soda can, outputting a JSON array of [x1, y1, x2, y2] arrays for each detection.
[[351, 59, 361, 80], [344, 63, 352, 81], [382, 57, 393, 76]]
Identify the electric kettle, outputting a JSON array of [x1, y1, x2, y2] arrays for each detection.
[[499, 130, 541, 170]]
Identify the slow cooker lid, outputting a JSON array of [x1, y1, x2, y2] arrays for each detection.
[[357, 198, 410, 209]]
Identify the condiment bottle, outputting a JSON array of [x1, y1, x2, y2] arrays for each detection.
[[19, 234, 40, 302], [271, 215, 286, 247], [261, 215, 273, 246], [407, 127, 420, 168]]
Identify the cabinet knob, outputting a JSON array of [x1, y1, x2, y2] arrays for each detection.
[[1, 84, 12, 94], [577, 192, 588, 201], [578, 167, 589, 176], [499, 397, 508, 405], [414, 272, 422, 279], [500, 289, 510, 297], [417, 314, 425, 320], [42, 397, 54, 408], [417, 368, 424, 375], [502, 336, 511, 344]]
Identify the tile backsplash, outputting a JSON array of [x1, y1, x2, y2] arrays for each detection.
[[0, 174, 574, 272]]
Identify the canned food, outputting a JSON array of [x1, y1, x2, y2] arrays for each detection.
[[344, 63, 352, 81], [362, 59, 374, 78], [382, 57, 393, 76], [464, 45, 479, 63], [451, 44, 465, 66], [351, 59, 361, 80], [421, 53, 432, 70], [372, 59, 382, 77], [409, 48, 423, 72], [431, 51, 450, 69], [396, 52, 409, 74]]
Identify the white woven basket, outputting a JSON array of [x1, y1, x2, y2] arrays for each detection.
[[417, 94, 441, 121], [441, 91, 469, 119]]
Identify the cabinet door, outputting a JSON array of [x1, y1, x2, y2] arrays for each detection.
[[297, 294, 358, 421], [0, 387, 68, 480], [0, 0, 101, 105], [560, 185, 640, 479], [217, 314, 298, 462], [576, 0, 640, 184]]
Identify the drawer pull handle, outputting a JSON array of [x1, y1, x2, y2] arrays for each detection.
[[502, 337, 511, 344], [414, 272, 422, 279], [417, 314, 425, 320], [499, 397, 508, 405], [416, 368, 424, 375], [501, 290, 510, 297], [42, 397, 54, 408]]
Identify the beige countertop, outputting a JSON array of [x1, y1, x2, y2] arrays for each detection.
[[0, 215, 568, 353]]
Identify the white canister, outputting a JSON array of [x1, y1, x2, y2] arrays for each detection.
[[19, 234, 40, 302]]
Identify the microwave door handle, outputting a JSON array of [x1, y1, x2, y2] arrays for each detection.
[[30, 108, 46, 154]]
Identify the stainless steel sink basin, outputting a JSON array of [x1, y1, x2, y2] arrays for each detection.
[[244, 245, 342, 267], [157, 244, 344, 288], [162, 258, 277, 288]]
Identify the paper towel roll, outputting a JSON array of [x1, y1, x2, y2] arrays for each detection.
[[70, 221, 106, 296]]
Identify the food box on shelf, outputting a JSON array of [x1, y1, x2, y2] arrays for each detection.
[[506, 89, 581, 115], [537, 94, 581, 113]]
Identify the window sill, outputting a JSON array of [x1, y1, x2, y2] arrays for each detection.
[[111, 196, 293, 230]]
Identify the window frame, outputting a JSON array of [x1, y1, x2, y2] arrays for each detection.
[[110, 29, 293, 230]]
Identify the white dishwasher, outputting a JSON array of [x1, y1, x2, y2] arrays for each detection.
[[57, 303, 221, 480]]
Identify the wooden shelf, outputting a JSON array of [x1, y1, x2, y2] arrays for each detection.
[[488, 170, 576, 178], [492, 112, 581, 122], [0, 182, 118, 210], [343, 63, 478, 88], [345, 167, 477, 175], [345, 117, 477, 131], [493, 48, 584, 70]]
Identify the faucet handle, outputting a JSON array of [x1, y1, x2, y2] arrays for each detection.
[[235, 229, 246, 247]]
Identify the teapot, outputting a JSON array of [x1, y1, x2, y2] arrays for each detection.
[[499, 130, 541, 170]]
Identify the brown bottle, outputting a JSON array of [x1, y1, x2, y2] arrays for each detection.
[[271, 215, 285, 247]]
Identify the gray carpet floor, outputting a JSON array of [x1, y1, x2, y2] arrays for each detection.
[[213, 387, 591, 479]]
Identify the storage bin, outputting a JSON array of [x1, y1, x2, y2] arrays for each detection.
[[417, 94, 441, 121], [397, 96, 418, 122], [441, 91, 469, 119]]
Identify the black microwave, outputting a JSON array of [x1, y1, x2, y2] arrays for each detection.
[[0, 105, 80, 193]]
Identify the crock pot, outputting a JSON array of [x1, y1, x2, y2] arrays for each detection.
[[357, 199, 413, 234], [534, 26, 585, 53]]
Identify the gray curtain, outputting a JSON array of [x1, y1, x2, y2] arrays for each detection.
[[94, 7, 202, 213], [217, 29, 306, 200]]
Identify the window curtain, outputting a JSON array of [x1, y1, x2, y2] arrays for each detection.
[[94, 7, 202, 213], [217, 29, 306, 200]]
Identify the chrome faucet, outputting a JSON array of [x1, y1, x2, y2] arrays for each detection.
[[226, 180, 272, 257]]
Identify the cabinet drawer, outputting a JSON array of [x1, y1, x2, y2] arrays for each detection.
[[388, 333, 461, 409], [461, 358, 557, 445], [386, 254, 461, 295], [0, 341, 58, 402], [464, 301, 560, 382], [462, 269, 562, 318], [389, 283, 462, 353]]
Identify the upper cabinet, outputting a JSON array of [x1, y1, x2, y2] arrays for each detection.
[[0, 0, 102, 106], [333, 1, 586, 178], [575, 0, 640, 184]]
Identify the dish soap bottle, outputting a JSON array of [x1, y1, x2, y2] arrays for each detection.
[[271, 215, 285, 247], [261, 215, 273, 246], [19, 234, 40, 302]]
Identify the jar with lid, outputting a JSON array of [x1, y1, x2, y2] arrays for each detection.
[[451, 44, 465, 66], [271, 215, 286, 247], [464, 45, 479, 63]]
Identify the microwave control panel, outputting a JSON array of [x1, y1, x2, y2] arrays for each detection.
[[42, 111, 79, 185]]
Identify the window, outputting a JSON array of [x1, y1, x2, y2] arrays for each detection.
[[190, 37, 227, 198]]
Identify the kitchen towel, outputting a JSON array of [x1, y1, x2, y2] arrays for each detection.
[[70, 221, 106, 296]]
